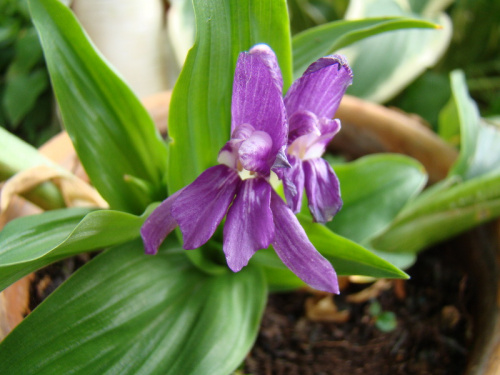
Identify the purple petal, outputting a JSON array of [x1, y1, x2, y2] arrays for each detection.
[[303, 158, 342, 223], [282, 155, 304, 213], [238, 130, 273, 174], [303, 119, 341, 159], [231, 45, 287, 169], [248, 44, 283, 90], [270, 190, 339, 294], [231, 123, 255, 140], [318, 117, 341, 136], [272, 146, 292, 171], [141, 190, 182, 255], [288, 110, 320, 145], [284, 55, 353, 119], [172, 165, 240, 249], [223, 178, 274, 272]]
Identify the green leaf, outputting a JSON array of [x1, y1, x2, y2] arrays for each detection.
[[29, 0, 168, 213], [328, 154, 427, 243], [371, 172, 500, 253], [369, 248, 416, 271], [339, 0, 452, 103], [300, 214, 408, 279], [3, 68, 48, 125], [252, 215, 409, 283], [1, 26, 46, 127], [287, 0, 348, 34], [375, 311, 397, 332], [408, 0, 454, 16], [167, 0, 292, 193], [0, 207, 151, 291], [393, 70, 451, 130], [0, 239, 267, 375], [0, 18, 20, 46], [444, 70, 500, 179], [250, 248, 305, 291], [9, 27, 44, 74], [292, 16, 439, 78]]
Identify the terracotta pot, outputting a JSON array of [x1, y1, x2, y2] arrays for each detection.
[[0, 130, 97, 340], [330, 95, 499, 375]]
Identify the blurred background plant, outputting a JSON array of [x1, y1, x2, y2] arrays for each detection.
[[289, 0, 499, 123], [3, 0, 498, 146], [0, 0, 58, 146]]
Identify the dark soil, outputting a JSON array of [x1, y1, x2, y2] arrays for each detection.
[[28, 244, 473, 375], [29, 253, 93, 310], [244, 244, 473, 375]]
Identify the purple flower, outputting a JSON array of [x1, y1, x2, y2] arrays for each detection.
[[283, 56, 353, 223], [141, 45, 339, 293]]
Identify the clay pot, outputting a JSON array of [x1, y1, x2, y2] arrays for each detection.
[[330, 95, 500, 375]]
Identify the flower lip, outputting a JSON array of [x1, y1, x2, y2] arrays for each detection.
[[238, 130, 273, 174]]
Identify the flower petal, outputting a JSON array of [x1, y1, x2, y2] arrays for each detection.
[[303, 119, 341, 160], [303, 158, 342, 223], [270, 190, 339, 294], [318, 116, 341, 136], [223, 178, 274, 272], [172, 165, 240, 249], [272, 146, 292, 171], [288, 110, 320, 145], [140, 190, 182, 255], [231, 45, 287, 169], [238, 130, 273, 174], [248, 44, 283, 90], [282, 155, 304, 213], [284, 55, 352, 119]]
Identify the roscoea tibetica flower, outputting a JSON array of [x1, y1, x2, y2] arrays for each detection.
[[141, 44, 352, 294]]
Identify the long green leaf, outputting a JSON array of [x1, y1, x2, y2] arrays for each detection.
[[292, 17, 439, 78], [252, 214, 409, 282], [167, 0, 292, 193], [29, 0, 168, 213], [338, 0, 452, 102], [0, 239, 267, 375], [300, 215, 408, 279], [0, 207, 151, 291], [444, 70, 500, 179], [371, 172, 500, 253], [328, 154, 427, 243]]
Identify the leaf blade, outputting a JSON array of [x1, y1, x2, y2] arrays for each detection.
[[0, 240, 267, 375], [328, 154, 427, 243], [300, 215, 408, 279], [29, 0, 168, 213], [337, 0, 452, 103], [292, 17, 439, 78], [0, 207, 151, 291], [167, 0, 292, 193]]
